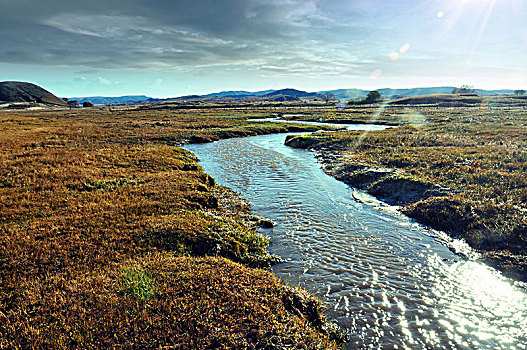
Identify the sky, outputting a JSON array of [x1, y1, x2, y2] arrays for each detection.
[[0, 0, 526, 98]]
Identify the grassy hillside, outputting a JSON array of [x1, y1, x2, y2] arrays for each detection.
[[389, 93, 482, 106], [0, 81, 67, 106]]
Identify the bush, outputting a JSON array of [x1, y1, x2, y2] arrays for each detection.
[[348, 90, 383, 105]]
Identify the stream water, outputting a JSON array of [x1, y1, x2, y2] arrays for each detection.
[[183, 128, 527, 349]]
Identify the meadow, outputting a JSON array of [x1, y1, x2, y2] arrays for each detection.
[[0, 107, 343, 348], [3, 98, 526, 348]]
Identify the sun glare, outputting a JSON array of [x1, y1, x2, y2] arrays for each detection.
[[459, 0, 492, 3], [438, 0, 499, 68], [452, 0, 497, 10]]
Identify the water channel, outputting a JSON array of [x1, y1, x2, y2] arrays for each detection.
[[184, 125, 527, 349]]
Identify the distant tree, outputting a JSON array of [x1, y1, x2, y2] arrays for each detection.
[[347, 90, 383, 106], [67, 100, 79, 109], [322, 92, 336, 103], [364, 90, 382, 103], [83, 101, 94, 107], [452, 85, 475, 94], [514, 89, 525, 96]]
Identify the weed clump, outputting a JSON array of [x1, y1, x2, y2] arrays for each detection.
[[122, 266, 155, 301]]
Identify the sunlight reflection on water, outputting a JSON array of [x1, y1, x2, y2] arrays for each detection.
[[184, 130, 527, 349]]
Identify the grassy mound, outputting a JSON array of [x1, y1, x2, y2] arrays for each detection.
[[389, 93, 482, 106], [1, 255, 339, 348]]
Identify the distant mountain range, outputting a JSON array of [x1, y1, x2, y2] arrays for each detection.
[[2, 82, 519, 109], [264, 88, 323, 99], [69, 95, 150, 105], [204, 90, 274, 98], [322, 87, 517, 100], [70, 87, 520, 105]]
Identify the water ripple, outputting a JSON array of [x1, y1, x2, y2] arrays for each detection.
[[184, 132, 527, 349]]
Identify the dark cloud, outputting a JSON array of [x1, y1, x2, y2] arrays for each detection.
[[0, 0, 352, 71]]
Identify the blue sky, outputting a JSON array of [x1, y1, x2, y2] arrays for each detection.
[[1, 0, 525, 97]]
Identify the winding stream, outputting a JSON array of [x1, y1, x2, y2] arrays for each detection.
[[184, 127, 527, 349]]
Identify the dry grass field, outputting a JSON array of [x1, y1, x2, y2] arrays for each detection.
[[0, 107, 342, 349], [2, 97, 526, 347]]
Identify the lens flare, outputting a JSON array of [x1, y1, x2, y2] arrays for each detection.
[[399, 43, 410, 54], [370, 69, 382, 79]]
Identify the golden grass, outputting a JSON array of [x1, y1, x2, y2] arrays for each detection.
[[0, 108, 341, 348]]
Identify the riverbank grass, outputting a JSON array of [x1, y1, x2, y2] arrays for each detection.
[[284, 103, 527, 280], [0, 108, 342, 348]]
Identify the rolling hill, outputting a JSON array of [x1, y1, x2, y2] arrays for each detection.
[[321, 87, 518, 100], [204, 90, 274, 98], [389, 93, 482, 106], [264, 88, 323, 99], [0, 81, 66, 106], [70, 95, 151, 105], [64, 87, 522, 106]]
